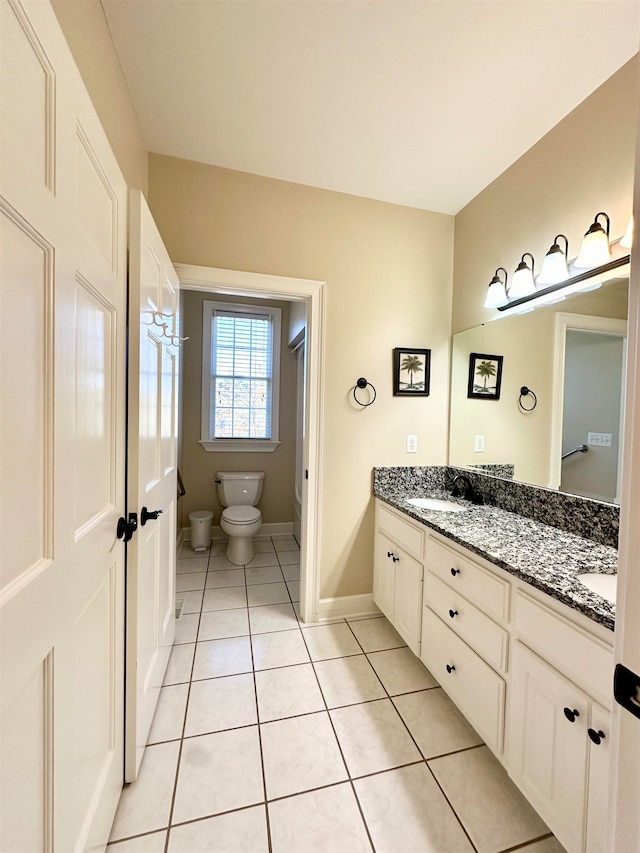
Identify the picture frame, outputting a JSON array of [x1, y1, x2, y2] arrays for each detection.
[[467, 352, 503, 400], [393, 347, 431, 396]]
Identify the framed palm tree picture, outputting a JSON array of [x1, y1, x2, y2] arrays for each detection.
[[467, 352, 503, 400], [393, 348, 431, 396]]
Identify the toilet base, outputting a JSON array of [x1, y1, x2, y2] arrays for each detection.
[[225, 535, 255, 566]]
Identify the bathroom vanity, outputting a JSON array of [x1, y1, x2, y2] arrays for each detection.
[[373, 468, 617, 853]]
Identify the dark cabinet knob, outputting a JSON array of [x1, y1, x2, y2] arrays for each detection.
[[387, 551, 399, 563], [116, 512, 138, 542], [563, 707, 580, 723], [448, 609, 458, 619], [588, 728, 606, 745], [450, 568, 460, 576], [446, 664, 456, 674]]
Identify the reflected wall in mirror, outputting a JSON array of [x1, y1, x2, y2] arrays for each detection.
[[449, 275, 628, 504]]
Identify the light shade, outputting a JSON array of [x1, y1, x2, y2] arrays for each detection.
[[484, 267, 508, 308], [621, 216, 633, 249], [509, 252, 536, 299], [537, 234, 569, 286], [574, 212, 611, 269]]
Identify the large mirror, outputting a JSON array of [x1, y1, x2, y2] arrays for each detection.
[[449, 272, 629, 504]]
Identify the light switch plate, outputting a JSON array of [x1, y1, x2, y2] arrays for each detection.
[[406, 434, 417, 453]]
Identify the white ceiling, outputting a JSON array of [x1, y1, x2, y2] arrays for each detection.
[[102, 0, 640, 215]]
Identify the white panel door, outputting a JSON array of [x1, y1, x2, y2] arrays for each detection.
[[0, 1, 127, 850], [125, 189, 179, 781]]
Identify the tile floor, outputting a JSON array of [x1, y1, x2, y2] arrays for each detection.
[[108, 535, 566, 853]]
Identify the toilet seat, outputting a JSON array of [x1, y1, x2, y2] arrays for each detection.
[[221, 506, 261, 525]]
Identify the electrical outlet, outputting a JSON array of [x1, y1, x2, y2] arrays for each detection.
[[406, 434, 418, 453], [588, 432, 612, 447], [474, 435, 485, 453]]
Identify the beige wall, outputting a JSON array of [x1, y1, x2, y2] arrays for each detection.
[[52, 0, 148, 193], [148, 156, 455, 598], [180, 291, 297, 527], [453, 56, 638, 335]]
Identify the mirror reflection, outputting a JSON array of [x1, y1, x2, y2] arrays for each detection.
[[449, 275, 628, 504]]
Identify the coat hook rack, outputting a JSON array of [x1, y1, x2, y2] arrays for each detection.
[[518, 386, 537, 412], [353, 377, 377, 407]]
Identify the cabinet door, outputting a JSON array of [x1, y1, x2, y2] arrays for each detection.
[[394, 548, 423, 654], [508, 642, 589, 853], [373, 530, 395, 620], [585, 703, 611, 853]]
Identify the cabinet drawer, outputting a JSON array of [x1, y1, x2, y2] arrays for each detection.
[[424, 571, 508, 672], [377, 504, 425, 560], [514, 591, 613, 707], [426, 538, 509, 622], [420, 607, 505, 754]]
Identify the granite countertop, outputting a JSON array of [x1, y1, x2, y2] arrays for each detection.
[[374, 482, 617, 632]]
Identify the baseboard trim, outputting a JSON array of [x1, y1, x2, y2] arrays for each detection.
[[315, 593, 380, 622], [181, 520, 295, 542]]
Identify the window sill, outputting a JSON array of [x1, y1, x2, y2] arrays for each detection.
[[199, 439, 281, 453]]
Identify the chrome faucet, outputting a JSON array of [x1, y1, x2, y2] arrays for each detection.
[[450, 474, 483, 505]]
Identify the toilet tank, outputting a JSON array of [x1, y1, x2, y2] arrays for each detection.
[[216, 471, 265, 506]]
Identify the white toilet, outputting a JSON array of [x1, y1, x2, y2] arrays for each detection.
[[216, 471, 265, 565]]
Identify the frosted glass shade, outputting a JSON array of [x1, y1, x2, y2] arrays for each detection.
[[574, 224, 611, 269], [537, 248, 569, 286], [484, 278, 507, 308], [510, 259, 536, 298]]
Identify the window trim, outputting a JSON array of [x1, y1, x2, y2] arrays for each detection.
[[200, 300, 282, 452]]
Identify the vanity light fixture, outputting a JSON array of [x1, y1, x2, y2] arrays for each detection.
[[537, 234, 569, 286], [509, 252, 536, 299], [574, 212, 611, 269], [483, 267, 508, 308], [621, 215, 634, 249]]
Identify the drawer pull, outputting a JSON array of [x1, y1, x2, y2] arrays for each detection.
[[446, 664, 456, 674], [588, 728, 606, 745], [563, 707, 580, 723], [450, 567, 461, 576], [387, 551, 400, 563], [448, 609, 458, 618]]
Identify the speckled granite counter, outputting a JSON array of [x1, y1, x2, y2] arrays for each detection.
[[374, 467, 617, 632]]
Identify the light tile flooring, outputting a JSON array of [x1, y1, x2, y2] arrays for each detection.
[[108, 535, 566, 853]]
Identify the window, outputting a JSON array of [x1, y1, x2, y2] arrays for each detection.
[[200, 300, 281, 451]]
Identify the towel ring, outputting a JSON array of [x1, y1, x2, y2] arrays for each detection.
[[353, 377, 377, 407], [518, 386, 537, 412]]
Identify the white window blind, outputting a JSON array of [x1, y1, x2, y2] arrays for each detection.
[[211, 310, 273, 439], [200, 300, 281, 452]]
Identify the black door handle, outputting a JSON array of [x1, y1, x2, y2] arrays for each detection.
[[141, 506, 163, 526], [116, 512, 138, 542]]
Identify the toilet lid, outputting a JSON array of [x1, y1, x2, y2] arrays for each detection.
[[222, 506, 261, 524]]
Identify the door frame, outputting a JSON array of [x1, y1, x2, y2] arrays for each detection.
[[549, 312, 627, 493], [175, 263, 326, 623]]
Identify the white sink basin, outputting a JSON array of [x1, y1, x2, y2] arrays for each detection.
[[576, 573, 617, 604], [406, 497, 467, 513]]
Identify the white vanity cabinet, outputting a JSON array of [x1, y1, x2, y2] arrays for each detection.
[[374, 499, 615, 853], [420, 536, 510, 754], [508, 591, 613, 853], [373, 502, 425, 654]]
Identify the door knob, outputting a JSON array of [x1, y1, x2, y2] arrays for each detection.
[[141, 506, 163, 526], [116, 513, 138, 542]]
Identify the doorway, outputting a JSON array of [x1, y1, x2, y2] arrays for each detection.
[[175, 264, 326, 623]]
